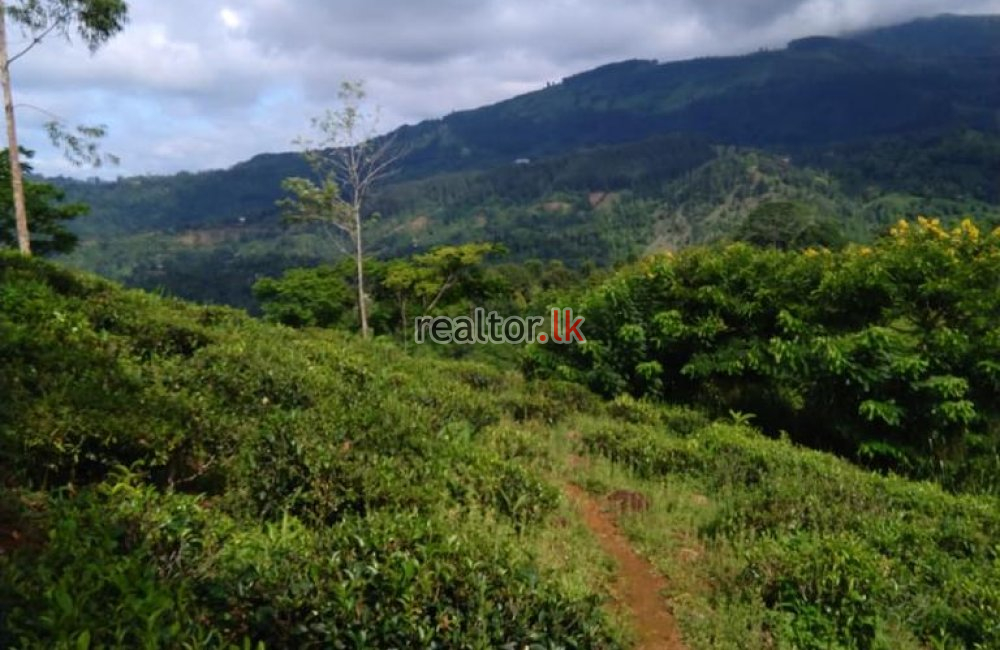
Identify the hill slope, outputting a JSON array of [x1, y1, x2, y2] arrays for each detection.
[[2, 254, 998, 648], [54, 14, 1000, 234], [58, 131, 1000, 310]]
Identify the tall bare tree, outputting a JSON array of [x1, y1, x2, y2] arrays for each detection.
[[0, 0, 128, 255], [281, 81, 405, 339]]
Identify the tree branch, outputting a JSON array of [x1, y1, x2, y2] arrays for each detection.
[[7, 9, 73, 67], [424, 275, 457, 314]]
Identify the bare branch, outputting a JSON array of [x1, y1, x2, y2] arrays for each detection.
[[281, 80, 404, 339], [424, 276, 457, 314], [6, 15, 62, 65], [322, 223, 351, 255]]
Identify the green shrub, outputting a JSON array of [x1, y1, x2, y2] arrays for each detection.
[[742, 534, 889, 649], [0, 477, 619, 649], [0, 255, 622, 647], [532, 220, 1000, 492], [579, 418, 1000, 648]]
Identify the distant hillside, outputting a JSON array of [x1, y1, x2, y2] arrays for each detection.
[[47, 14, 1000, 309], [54, 14, 1000, 233], [58, 129, 1000, 311], [50, 153, 310, 238], [854, 13, 1000, 59], [384, 13, 1000, 174]]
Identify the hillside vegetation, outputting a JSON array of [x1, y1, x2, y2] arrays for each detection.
[[530, 218, 1000, 494], [45, 14, 1000, 311], [0, 252, 621, 648], [2, 244, 999, 648], [55, 131, 1000, 311]]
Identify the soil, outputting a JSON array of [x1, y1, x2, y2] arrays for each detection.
[[607, 489, 652, 513], [564, 482, 686, 650]]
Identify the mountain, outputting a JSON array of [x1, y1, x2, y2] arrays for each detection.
[[365, 13, 1000, 175], [48, 14, 1000, 309], [854, 13, 1000, 59]]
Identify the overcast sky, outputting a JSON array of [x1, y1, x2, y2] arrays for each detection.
[[10, 0, 1000, 178]]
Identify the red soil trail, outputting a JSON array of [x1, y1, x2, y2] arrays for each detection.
[[564, 482, 686, 650]]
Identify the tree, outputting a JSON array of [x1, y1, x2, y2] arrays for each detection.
[[0, 147, 87, 254], [736, 201, 845, 250], [280, 81, 404, 339], [0, 0, 128, 255], [384, 243, 502, 338], [252, 265, 354, 329]]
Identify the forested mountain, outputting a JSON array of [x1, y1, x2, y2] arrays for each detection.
[[854, 13, 1000, 59], [49, 14, 1000, 309]]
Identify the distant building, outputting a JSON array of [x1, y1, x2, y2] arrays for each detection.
[[514, 158, 531, 165]]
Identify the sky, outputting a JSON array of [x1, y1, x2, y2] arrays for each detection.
[[9, 0, 1000, 178]]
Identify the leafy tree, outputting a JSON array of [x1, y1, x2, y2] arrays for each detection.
[[383, 243, 502, 335], [735, 201, 845, 250], [0, 148, 87, 254], [0, 0, 128, 255], [252, 265, 354, 328], [529, 218, 1000, 491], [281, 81, 404, 339]]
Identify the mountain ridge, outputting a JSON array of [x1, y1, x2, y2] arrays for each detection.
[[44, 13, 1000, 309], [50, 13, 1000, 190]]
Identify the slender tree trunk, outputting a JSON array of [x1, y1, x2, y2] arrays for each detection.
[[400, 297, 407, 349], [0, 1, 30, 255], [354, 202, 369, 339], [424, 276, 456, 314]]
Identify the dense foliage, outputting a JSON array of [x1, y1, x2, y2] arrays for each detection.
[[732, 201, 846, 250], [2, 151, 88, 255], [529, 218, 1000, 492], [56, 134, 1000, 311], [251, 245, 599, 356], [0, 253, 619, 648], [252, 264, 355, 328], [4, 250, 1000, 649]]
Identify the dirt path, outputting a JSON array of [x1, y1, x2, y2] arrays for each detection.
[[563, 482, 686, 650]]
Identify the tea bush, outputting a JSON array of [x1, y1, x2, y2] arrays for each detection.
[[578, 416, 1000, 648], [0, 253, 621, 648], [1, 476, 617, 648]]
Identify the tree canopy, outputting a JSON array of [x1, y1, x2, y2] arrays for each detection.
[[0, 149, 86, 254]]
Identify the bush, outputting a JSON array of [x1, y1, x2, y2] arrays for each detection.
[[578, 418, 1000, 648], [0, 255, 623, 647], [0, 477, 619, 649], [531, 219, 1000, 492]]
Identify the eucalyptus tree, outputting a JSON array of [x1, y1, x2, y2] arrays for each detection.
[[281, 81, 405, 339], [0, 0, 128, 255]]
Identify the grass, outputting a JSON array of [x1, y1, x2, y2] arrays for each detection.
[[3, 252, 999, 649], [563, 410, 1000, 649]]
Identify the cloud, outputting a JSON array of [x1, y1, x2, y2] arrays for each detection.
[[219, 8, 242, 31], [5, 0, 999, 177]]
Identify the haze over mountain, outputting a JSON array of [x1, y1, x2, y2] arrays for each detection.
[[51, 14, 1000, 308]]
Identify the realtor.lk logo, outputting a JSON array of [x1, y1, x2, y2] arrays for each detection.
[[414, 308, 585, 345]]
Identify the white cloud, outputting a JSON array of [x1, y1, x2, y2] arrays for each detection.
[[220, 8, 242, 30]]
